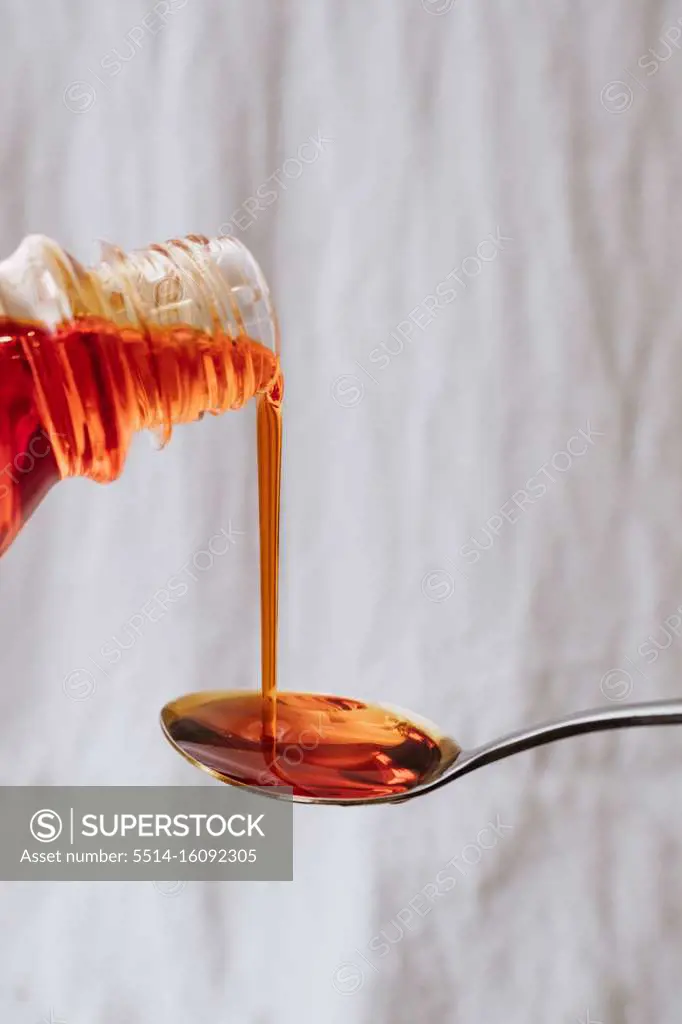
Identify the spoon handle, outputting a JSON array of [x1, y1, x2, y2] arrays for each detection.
[[445, 698, 682, 784]]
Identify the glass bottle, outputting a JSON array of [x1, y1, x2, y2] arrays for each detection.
[[0, 234, 280, 556]]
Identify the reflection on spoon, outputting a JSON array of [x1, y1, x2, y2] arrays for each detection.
[[161, 691, 458, 801], [161, 692, 682, 807]]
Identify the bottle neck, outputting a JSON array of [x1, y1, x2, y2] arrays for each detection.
[[0, 235, 281, 483], [19, 317, 281, 483]]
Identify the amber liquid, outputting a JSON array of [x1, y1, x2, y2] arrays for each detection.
[[256, 380, 282, 746], [164, 353, 458, 801], [0, 321, 61, 554], [162, 691, 455, 800], [0, 315, 280, 556]]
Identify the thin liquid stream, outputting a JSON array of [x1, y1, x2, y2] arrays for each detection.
[[256, 374, 283, 752]]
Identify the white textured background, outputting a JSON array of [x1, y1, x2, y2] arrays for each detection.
[[0, 1, 681, 1021]]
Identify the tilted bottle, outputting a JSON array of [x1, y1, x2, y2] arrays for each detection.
[[0, 234, 281, 556]]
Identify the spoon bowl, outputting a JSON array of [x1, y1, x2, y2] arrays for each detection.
[[161, 694, 682, 806], [160, 690, 460, 803]]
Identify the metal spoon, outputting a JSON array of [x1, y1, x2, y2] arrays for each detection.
[[161, 696, 682, 807], [378, 697, 682, 808]]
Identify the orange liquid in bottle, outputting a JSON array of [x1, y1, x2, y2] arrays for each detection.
[[0, 315, 280, 555], [0, 322, 61, 553]]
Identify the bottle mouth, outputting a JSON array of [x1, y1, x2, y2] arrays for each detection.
[[97, 234, 280, 355]]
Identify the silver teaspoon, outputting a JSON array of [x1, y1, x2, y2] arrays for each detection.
[[161, 693, 682, 807]]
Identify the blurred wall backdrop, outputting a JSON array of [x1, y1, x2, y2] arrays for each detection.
[[0, 1, 681, 1021]]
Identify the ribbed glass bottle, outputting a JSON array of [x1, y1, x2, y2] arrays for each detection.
[[0, 234, 280, 555]]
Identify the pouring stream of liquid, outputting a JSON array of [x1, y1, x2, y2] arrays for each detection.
[[161, 358, 455, 800]]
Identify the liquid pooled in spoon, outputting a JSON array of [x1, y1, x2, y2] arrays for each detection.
[[161, 691, 458, 800]]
